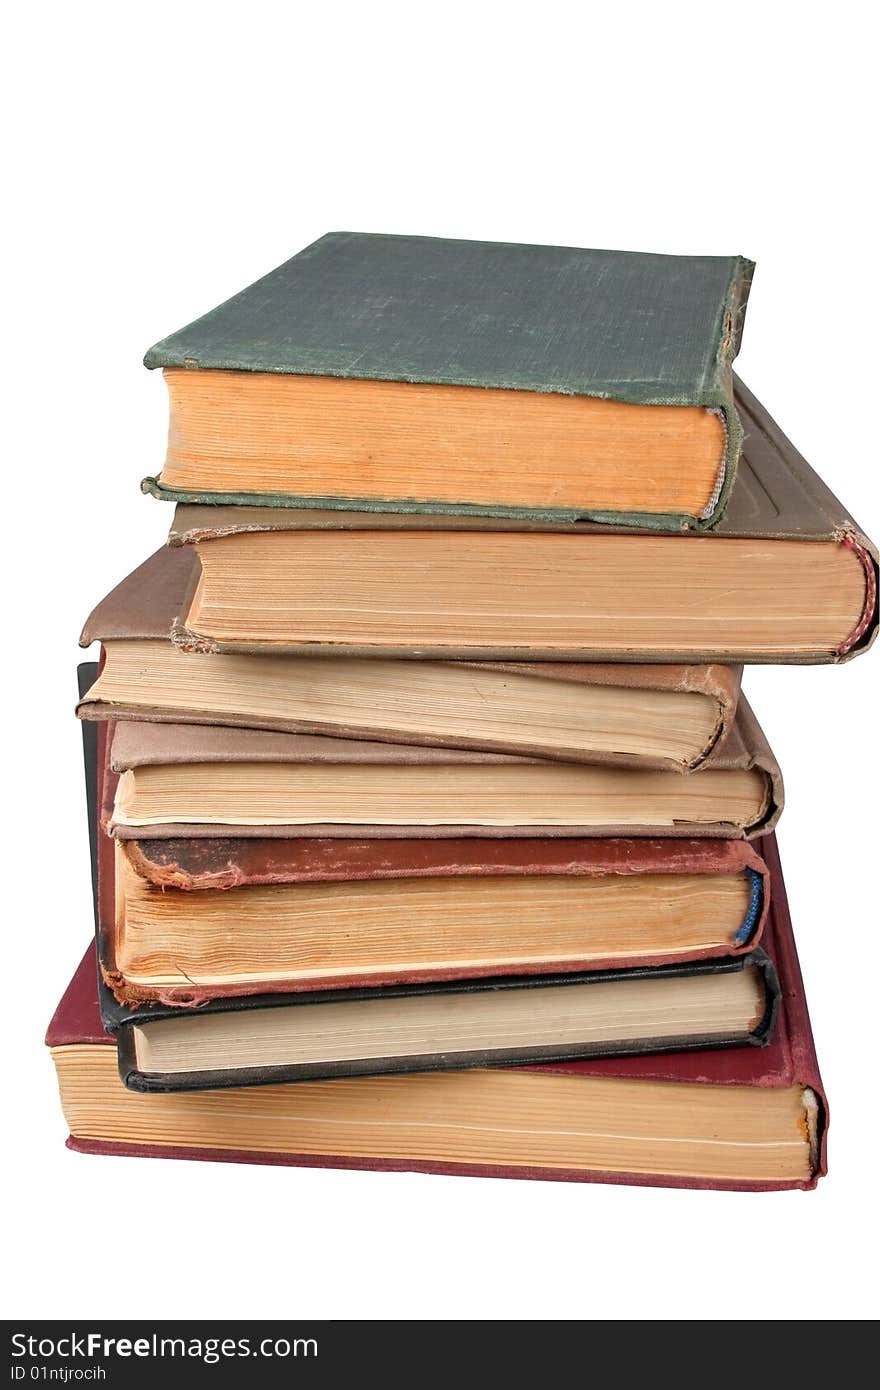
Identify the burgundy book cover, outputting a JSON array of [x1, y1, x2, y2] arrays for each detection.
[[121, 832, 768, 897], [45, 832, 828, 1191]]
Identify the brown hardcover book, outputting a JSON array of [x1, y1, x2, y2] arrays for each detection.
[[102, 697, 782, 842], [107, 827, 770, 1006], [151, 382, 877, 663], [47, 833, 827, 1191], [77, 567, 741, 770]]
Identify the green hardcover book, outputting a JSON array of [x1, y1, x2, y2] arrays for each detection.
[[143, 232, 754, 530]]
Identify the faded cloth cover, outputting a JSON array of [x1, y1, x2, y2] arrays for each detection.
[[77, 636, 739, 772], [71, 569, 739, 772], [110, 835, 770, 1003], [103, 695, 783, 841], [155, 381, 877, 665], [142, 232, 752, 530], [120, 833, 770, 899], [46, 837, 827, 1190]]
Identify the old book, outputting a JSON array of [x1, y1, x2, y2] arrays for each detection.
[[76, 620, 742, 771], [107, 952, 778, 1091], [131, 383, 877, 663], [141, 233, 753, 530], [46, 836, 826, 1190], [102, 699, 783, 840], [109, 835, 770, 1006]]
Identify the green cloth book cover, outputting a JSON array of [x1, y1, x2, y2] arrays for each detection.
[[143, 232, 754, 530]]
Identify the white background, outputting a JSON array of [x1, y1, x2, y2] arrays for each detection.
[[4, 0, 878, 1322]]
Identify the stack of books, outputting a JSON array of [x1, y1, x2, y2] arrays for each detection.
[[49, 233, 877, 1192]]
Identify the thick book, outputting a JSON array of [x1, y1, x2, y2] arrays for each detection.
[[106, 950, 779, 1093], [141, 233, 753, 530], [46, 836, 827, 1190], [110, 838, 768, 1005], [123, 383, 877, 664], [76, 625, 742, 771], [101, 698, 783, 840], [109, 830, 770, 1006]]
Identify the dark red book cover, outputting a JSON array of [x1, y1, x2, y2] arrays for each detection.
[[109, 831, 771, 1004]]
